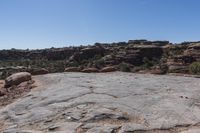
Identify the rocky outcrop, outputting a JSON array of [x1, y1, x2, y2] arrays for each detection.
[[166, 55, 193, 73], [5, 72, 31, 88], [64, 67, 81, 72], [0, 80, 34, 107], [0, 48, 75, 60], [128, 39, 170, 46], [66, 42, 165, 71], [29, 68, 49, 75], [81, 68, 99, 73], [0, 40, 200, 77], [100, 66, 116, 72], [67, 46, 105, 62], [165, 43, 200, 74], [80, 46, 105, 59], [184, 43, 200, 61], [0, 81, 6, 96]]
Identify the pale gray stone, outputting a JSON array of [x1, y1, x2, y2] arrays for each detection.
[[1, 72, 200, 132]]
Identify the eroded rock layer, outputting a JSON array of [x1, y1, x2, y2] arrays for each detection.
[[0, 40, 200, 78]]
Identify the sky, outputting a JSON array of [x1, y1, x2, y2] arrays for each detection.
[[0, 0, 200, 49]]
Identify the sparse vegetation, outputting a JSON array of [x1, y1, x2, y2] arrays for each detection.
[[0, 40, 200, 78], [189, 62, 200, 75], [167, 45, 188, 58], [0, 60, 67, 79], [119, 62, 131, 72], [94, 59, 105, 69], [142, 57, 158, 69]]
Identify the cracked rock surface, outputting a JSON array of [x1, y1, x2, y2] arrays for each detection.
[[1, 72, 200, 133]]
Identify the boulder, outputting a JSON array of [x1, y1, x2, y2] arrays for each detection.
[[100, 66, 116, 72], [30, 68, 49, 75], [168, 65, 188, 73], [81, 68, 99, 73], [149, 65, 166, 75], [65, 67, 81, 72], [5, 72, 31, 88]]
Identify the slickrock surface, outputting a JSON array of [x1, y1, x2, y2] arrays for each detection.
[[0, 72, 200, 133]]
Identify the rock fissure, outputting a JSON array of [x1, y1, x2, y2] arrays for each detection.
[[1, 72, 200, 132]]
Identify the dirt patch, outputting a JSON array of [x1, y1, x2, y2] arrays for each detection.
[[0, 80, 36, 107], [0, 122, 5, 131]]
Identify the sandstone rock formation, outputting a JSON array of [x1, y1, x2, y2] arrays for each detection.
[[4, 72, 31, 88], [1, 72, 200, 132], [0, 80, 35, 107], [0, 47, 75, 60], [29, 68, 49, 75], [65, 67, 82, 72], [184, 43, 200, 61], [100, 66, 116, 72], [0, 40, 200, 79], [81, 68, 99, 73]]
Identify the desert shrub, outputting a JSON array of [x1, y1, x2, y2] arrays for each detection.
[[67, 61, 79, 67], [93, 54, 103, 60], [142, 57, 156, 69], [42, 60, 66, 72], [167, 46, 187, 58], [119, 62, 131, 72], [131, 66, 142, 72], [189, 62, 200, 75], [0, 71, 9, 79], [94, 59, 104, 69], [159, 64, 168, 74]]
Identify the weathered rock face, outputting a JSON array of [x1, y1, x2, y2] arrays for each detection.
[[80, 46, 105, 60], [100, 66, 116, 72], [184, 43, 200, 61], [0, 48, 75, 60], [81, 68, 99, 73], [67, 43, 164, 69], [0, 81, 6, 96], [166, 55, 194, 73], [164, 43, 200, 74], [64, 67, 81, 72], [1, 72, 200, 132], [128, 40, 170, 46], [5, 72, 31, 88], [0, 80, 35, 107], [0, 40, 200, 78], [29, 68, 49, 75]]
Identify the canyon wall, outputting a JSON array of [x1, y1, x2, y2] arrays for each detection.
[[0, 40, 200, 79]]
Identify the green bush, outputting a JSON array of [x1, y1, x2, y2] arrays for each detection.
[[189, 62, 200, 75], [94, 59, 104, 69], [142, 57, 157, 69], [119, 62, 131, 72]]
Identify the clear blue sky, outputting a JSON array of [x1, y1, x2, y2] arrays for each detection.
[[0, 0, 200, 49]]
